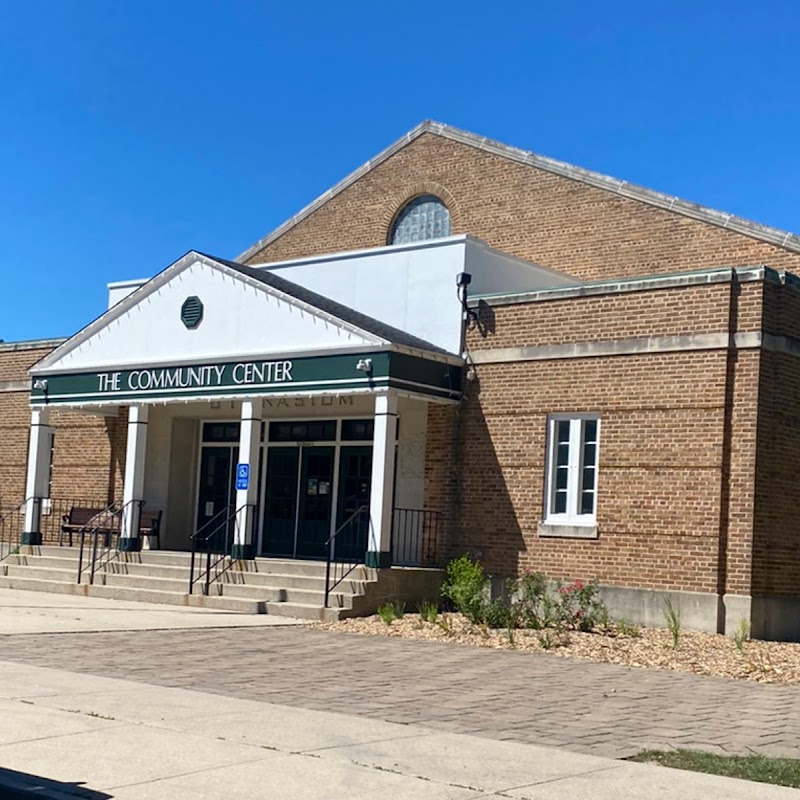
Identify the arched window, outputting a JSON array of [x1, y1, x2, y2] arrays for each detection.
[[389, 195, 451, 245]]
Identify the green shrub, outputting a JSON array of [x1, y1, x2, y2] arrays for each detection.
[[441, 554, 489, 624], [511, 570, 555, 630], [484, 597, 513, 629], [733, 618, 750, 652], [377, 602, 398, 625], [440, 557, 612, 635], [391, 600, 406, 618], [555, 579, 608, 632], [417, 600, 439, 624], [615, 618, 642, 637], [663, 597, 681, 649]]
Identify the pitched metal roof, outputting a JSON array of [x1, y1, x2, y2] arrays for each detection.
[[202, 254, 453, 356], [237, 120, 800, 263]]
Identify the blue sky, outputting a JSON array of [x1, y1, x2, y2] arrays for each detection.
[[1, 0, 799, 341]]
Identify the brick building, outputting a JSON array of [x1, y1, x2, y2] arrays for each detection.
[[2, 121, 800, 638]]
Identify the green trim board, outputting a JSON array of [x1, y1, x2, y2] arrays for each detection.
[[31, 351, 463, 405], [365, 550, 392, 569], [231, 543, 255, 560], [118, 537, 142, 553]]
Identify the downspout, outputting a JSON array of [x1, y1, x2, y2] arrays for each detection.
[[715, 270, 739, 634]]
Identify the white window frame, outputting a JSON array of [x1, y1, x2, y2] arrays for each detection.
[[540, 413, 600, 538]]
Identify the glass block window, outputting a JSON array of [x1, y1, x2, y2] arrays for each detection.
[[545, 415, 600, 523], [390, 195, 451, 244]]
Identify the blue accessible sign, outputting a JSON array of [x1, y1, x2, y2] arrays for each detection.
[[236, 463, 250, 491]]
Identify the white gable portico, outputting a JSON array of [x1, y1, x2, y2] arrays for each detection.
[[37, 253, 388, 375], [23, 251, 464, 573]]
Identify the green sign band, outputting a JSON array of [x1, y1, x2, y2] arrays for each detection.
[[31, 351, 462, 404]]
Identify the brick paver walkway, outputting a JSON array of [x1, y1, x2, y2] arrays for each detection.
[[2, 626, 799, 760]]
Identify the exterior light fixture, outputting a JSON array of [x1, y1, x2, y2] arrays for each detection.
[[356, 358, 373, 374], [33, 379, 48, 390], [456, 272, 479, 327]]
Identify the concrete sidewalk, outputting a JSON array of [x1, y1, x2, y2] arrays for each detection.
[[0, 660, 797, 799], [0, 588, 302, 634]]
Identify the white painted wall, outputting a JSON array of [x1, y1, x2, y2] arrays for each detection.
[[261, 239, 466, 354], [60, 259, 378, 372], [465, 239, 575, 296], [394, 395, 427, 510], [104, 236, 575, 358], [256, 235, 574, 354]]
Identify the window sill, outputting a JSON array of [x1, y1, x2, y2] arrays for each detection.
[[537, 521, 598, 540]]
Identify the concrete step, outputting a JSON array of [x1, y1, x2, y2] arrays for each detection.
[[3, 564, 79, 583], [218, 569, 366, 592], [6, 555, 368, 596], [104, 561, 193, 580], [0, 548, 375, 620], [0, 575, 81, 596], [21, 546, 84, 559], [100, 572, 192, 593], [99, 571, 356, 608], [7, 554, 82, 570], [216, 582, 353, 608], [0, 573, 330, 616], [85, 583, 267, 613], [19, 546, 368, 577], [133, 551, 197, 567], [263, 601, 341, 622]]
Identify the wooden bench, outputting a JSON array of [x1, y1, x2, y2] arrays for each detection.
[[60, 506, 162, 548], [139, 509, 162, 549], [60, 506, 118, 547]]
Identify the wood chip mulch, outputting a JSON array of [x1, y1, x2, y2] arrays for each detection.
[[314, 614, 800, 685]]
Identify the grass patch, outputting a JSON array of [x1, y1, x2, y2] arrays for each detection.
[[631, 749, 800, 788]]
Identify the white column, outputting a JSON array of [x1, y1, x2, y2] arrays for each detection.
[[367, 391, 398, 568], [233, 399, 262, 559], [119, 405, 148, 551], [22, 407, 52, 545]]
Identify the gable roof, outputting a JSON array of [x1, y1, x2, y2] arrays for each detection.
[[237, 120, 800, 263]]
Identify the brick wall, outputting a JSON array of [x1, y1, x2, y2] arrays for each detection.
[[0, 344, 127, 543], [418, 276, 763, 601], [245, 133, 800, 281], [752, 279, 800, 597], [4, 127, 800, 613]]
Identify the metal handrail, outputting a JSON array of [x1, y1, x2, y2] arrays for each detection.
[[76, 500, 122, 584], [0, 497, 32, 563], [391, 507, 443, 567], [89, 499, 145, 584], [324, 505, 369, 607], [189, 504, 255, 595]]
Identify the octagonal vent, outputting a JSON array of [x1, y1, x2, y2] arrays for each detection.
[[181, 296, 203, 329]]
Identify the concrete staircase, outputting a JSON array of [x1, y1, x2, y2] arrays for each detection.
[[0, 546, 376, 621]]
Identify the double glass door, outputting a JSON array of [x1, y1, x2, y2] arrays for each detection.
[[335, 446, 372, 560], [196, 419, 374, 560], [195, 446, 238, 550], [261, 444, 373, 560], [262, 446, 335, 558]]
